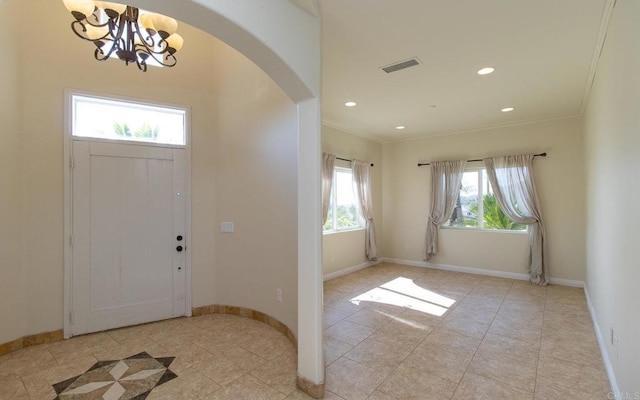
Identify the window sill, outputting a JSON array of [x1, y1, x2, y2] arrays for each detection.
[[323, 227, 365, 236], [441, 226, 528, 235]]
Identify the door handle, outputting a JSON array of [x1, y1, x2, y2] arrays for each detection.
[[176, 235, 183, 241], [176, 245, 183, 252]]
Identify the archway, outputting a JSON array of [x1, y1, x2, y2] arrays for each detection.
[[124, 0, 324, 395]]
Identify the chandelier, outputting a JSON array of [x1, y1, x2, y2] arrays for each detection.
[[62, 0, 184, 72]]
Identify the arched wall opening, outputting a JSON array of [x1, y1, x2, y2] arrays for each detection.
[[123, 1, 324, 390], [0, 0, 324, 393]]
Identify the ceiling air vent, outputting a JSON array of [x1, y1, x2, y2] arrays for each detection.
[[380, 57, 421, 74]]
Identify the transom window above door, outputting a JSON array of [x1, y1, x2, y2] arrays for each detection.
[[71, 94, 187, 146]]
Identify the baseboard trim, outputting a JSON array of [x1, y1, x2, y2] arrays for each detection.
[[584, 285, 619, 399], [380, 257, 585, 287], [0, 329, 64, 357], [548, 277, 584, 288], [191, 304, 297, 349], [192, 305, 325, 398], [323, 260, 380, 281]]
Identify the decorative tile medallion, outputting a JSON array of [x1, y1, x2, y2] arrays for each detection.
[[53, 352, 177, 399]]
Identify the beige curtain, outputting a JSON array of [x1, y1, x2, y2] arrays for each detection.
[[352, 160, 378, 261], [322, 153, 336, 224], [423, 160, 467, 260], [484, 154, 548, 285]]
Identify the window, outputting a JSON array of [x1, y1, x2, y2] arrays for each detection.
[[71, 94, 186, 146], [323, 167, 362, 232], [448, 168, 526, 231]]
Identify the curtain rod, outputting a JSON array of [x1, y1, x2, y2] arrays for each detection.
[[336, 157, 374, 167], [417, 152, 547, 167]]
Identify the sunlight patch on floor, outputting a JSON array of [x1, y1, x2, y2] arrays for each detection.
[[350, 277, 455, 317]]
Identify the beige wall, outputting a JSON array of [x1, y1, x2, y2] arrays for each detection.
[[18, 0, 218, 337], [0, 0, 25, 344], [1, 0, 299, 343], [583, 0, 640, 394], [382, 117, 586, 281], [211, 40, 298, 330], [322, 125, 383, 276]]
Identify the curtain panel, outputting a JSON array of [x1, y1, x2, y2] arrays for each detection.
[[423, 160, 467, 260], [321, 153, 336, 224], [352, 160, 378, 261], [484, 154, 548, 285]]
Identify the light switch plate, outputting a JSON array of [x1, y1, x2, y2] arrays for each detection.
[[221, 222, 234, 233]]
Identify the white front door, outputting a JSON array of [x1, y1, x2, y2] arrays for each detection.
[[71, 140, 187, 336]]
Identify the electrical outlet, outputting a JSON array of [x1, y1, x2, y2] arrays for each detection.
[[277, 289, 283, 302], [221, 222, 234, 233]]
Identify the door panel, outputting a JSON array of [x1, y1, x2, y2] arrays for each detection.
[[172, 149, 187, 315], [72, 141, 186, 336]]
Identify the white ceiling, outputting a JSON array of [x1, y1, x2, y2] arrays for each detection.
[[318, 0, 609, 142]]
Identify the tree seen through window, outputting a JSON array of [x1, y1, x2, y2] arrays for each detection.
[[449, 169, 525, 231], [323, 167, 362, 232]]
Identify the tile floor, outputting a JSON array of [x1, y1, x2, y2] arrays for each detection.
[[0, 262, 610, 399], [0, 314, 303, 399], [323, 263, 610, 400]]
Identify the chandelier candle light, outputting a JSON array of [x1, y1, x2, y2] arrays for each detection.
[[62, 0, 184, 71]]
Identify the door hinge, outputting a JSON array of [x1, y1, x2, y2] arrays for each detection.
[[69, 235, 74, 247], [69, 157, 75, 169], [69, 312, 74, 324]]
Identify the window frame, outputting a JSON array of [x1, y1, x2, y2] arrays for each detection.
[[70, 93, 188, 149], [323, 166, 364, 234], [443, 166, 527, 234]]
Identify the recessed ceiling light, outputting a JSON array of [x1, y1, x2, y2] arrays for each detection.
[[345, 101, 357, 107], [477, 67, 495, 75], [501, 107, 515, 112], [396, 126, 405, 130]]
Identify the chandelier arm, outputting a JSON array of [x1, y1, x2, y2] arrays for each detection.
[[85, 11, 108, 28], [133, 42, 177, 68], [130, 27, 177, 68], [135, 57, 148, 72], [98, 18, 124, 61], [94, 47, 110, 62], [135, 19, 156, 48], [162, 52, 178, 67], [131, 20, 159, 57], [69, 20, 109, 41], [70, 20, 88, 40], [153, 37, 170, 54], [139, 50, 177, 68]]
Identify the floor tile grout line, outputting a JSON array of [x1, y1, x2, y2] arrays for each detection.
[[369, 276, 484, 400], [452, 278, 535, 397], [532, 283, 550, 398], [18, 375, 31, 400], [369, 304, 427, 399]]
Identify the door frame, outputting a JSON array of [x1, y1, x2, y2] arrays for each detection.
[[63, 89, 193, 339]]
